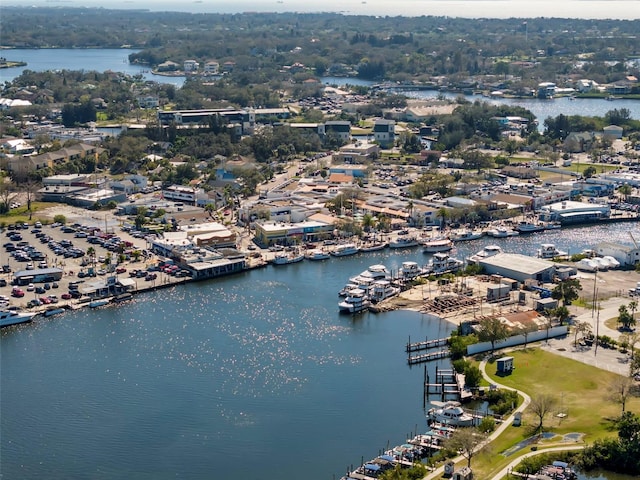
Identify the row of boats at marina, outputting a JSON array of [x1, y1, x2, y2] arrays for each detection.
[[269, 221, 565, 266]]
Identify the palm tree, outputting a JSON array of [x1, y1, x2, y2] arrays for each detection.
[[406, 200, 414, 225]]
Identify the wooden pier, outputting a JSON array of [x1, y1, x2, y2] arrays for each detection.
[[405, 336, 449, 353], [407, 349, 450, 364], [422, 366, 471, 404]]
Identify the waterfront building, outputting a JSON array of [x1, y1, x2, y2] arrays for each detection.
[[595, 242, 640, 267], [253, 219, 334, 247], [180, 248, 246, 280], [538, 200, 610, 224], [162, 185, 206, 204], [178, 222, 236, 248], [80, 275, 136, 298], [477, 253, 557, 283]]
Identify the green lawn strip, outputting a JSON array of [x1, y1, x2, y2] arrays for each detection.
[[0, 202, 63, 225], [463, 348, 640, 478]]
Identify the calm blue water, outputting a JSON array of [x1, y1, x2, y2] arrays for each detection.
[[2, 49, 639, 126], [1, 223, 639, 479], [0, 49, 185, 87]]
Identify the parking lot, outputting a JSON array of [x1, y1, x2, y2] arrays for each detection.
[[0, 218, 175, 310]]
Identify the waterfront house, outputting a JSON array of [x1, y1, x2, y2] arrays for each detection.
[[183, 60, 199, 73]]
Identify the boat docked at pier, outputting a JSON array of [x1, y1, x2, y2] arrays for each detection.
[[450, 230, 484, 242], [44, 306, 66, 317], [421, 237, 453, 253], [272, 249, 304, 265], [359, 240, 388, 252], [369, 280, 400, 303], [467, 244, 502, 264], [330, 243, 360, 257], [427, 252, 464, 274], [389, 235, 420, 249], [89, 299, 110, 308], [400, 261, 427, 280], [515, 221, 545, 234], [304, 249, 330, 261], [0, 309, 35, 328], [486, 226, 519, 238], [427, 401, 478, 427], [349, 264, 391, 285], [537, 243, 568, 259], [338, 288, 370, 313]]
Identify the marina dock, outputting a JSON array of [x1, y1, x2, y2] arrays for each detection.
[[422, 366, 471, 403], [405, 336, 450, 353]]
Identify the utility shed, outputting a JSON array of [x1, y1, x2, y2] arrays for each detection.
[[478, 253, 556, 283], [496, 356, 514, 374], [535, 297, 558, 312]]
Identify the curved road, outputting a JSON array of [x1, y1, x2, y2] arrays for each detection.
[[422, 358, 585, 480]]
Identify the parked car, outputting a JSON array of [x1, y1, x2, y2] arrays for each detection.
[[61, 293, 72, 300], [35, 286, 46, 294], [26, 283, 35, 292]]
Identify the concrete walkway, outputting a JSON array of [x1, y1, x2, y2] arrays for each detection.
[[422, 359, 532, 480]]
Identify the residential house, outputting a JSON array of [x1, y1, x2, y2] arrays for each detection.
[[183, 60, 199, 73], [8, 143, 104, 178], [156, 61, 180, 72], [203, 61, 219, 75]]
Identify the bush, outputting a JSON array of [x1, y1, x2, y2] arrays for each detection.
[[478, 416, 496, 433], [53, 214, 66, 225]]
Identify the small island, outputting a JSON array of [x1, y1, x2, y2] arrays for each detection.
[[0, 57, 27, 69]]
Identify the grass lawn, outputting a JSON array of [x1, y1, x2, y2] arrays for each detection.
[[0, 202, 63, 225], [460, 348, 640, 478]]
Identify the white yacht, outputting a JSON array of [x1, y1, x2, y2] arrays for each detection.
[[369, 280, 400, 303], [271, 251, 304, 265], [305, 249, 331, 261], [537, 243, 568, 259], [330, 243, 360, 257], [428, 252, 464, 274], [467, 245, 503, 264], [400, 261, 427, 280], [349, 264, 391, 285], [0, 309, 35, 328], [389, 236, 420, 249], [338, 288, 370, 313], [427, 401, 477, 427], [515, 221, 545, 234], [451, 230, 484, 242], [486, 227, 519, 238], [576, 258, 599, 272], [422, 237, 453, 253]]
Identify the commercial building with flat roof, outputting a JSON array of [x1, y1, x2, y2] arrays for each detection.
[[254, 220, 334, 247], [538, 200, 610, 224], [478, 253, 557, 283]]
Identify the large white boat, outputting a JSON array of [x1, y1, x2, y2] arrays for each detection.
[[349, 264, 391, 285], [338, 288, 371, 313], [330, 243, 360, 257], [359, 241, 388, 252], [486, 227, 519, 238], [515, 221, 545, 234], [422, 237, 453, 253], [428, 252, 464, 274], [537, 243, 568, 259], [369, 280, 400, 303], [272, 251, 305, 265], [400, 261, 427, 280], [0, 309, 35, 328], [427, 401, 477, 427], [467, 245, 503, 264], [389, 236, 420, 249], [305, 249, 331, 261], [451, 230, 484, 242]]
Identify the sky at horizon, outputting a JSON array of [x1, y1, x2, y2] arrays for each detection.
[[5, 0, 640, 20]]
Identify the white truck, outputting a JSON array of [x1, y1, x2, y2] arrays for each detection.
[[628, 282, 640, 296]]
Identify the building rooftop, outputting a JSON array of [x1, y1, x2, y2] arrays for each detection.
[[479, 253, 556, 275]]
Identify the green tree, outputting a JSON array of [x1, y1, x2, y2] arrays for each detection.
[[53, 214, 67, 225], [618, 304, 637, 330], [551, 278, 582, 306], [477, 316, 510, 353]]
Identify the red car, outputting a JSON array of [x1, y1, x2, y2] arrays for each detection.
[[61, 293, 72, 300], [39, 297, 52, 304], [116, 267, 127, 274]]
